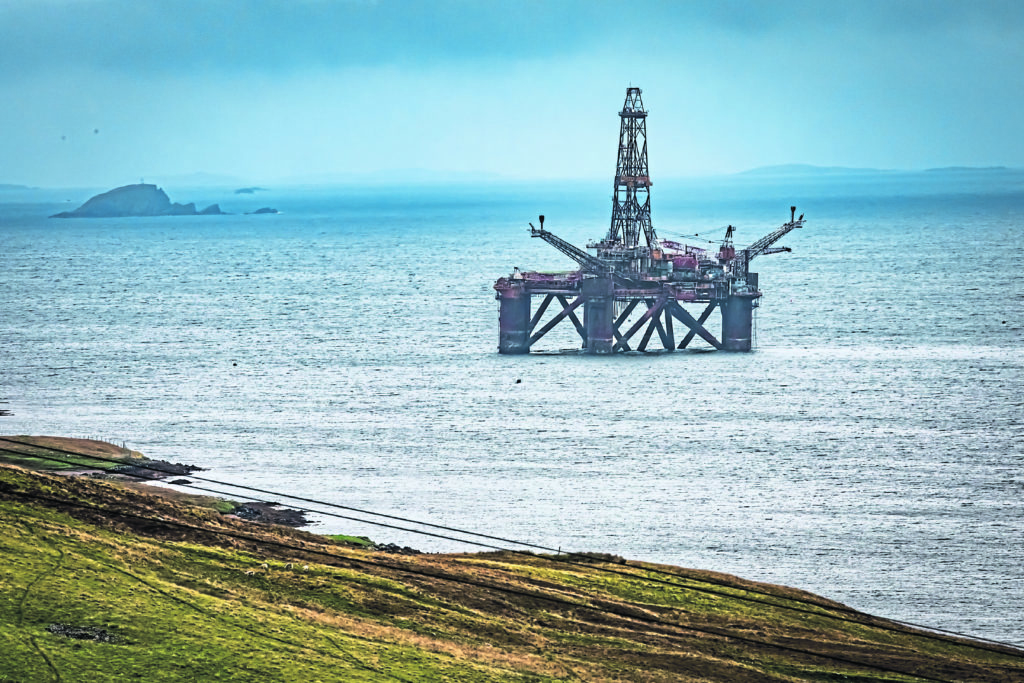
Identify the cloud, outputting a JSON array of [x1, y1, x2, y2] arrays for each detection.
[[3, 0, 1024, 186], [0, 0, 611, 75], [4, 0, 1022, 78]]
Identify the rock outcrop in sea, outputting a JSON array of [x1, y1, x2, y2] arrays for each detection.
[[51, 184, 226, 218]]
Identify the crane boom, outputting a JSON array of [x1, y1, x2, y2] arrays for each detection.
[[729, 207, 803, 282], [530, 222, 611, 275], [744, 207, 804, 261]]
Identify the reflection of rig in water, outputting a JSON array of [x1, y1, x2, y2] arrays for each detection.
[[494, 87, 805, 354]]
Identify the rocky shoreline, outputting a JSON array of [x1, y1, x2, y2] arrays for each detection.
[[0, 435, 312, 527]]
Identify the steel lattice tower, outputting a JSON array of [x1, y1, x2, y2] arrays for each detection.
[[607, 87, 656, 250]]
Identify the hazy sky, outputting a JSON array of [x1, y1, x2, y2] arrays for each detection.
[[3, 0, 1023, 187]]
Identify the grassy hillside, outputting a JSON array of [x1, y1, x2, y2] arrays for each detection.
[[0, 435, 145, 471], [1, 463, 1022, 682]]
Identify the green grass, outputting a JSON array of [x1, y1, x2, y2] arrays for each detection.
[[0, 450, 123, 471], [209, 499, 237, 514], [0, 497, 525, 681], [2, 464, 1023, 682], [326, 534, 375, 548], [0, 436, 139, 471]]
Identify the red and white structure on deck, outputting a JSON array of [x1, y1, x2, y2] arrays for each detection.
[[494, 86, 805, 354]]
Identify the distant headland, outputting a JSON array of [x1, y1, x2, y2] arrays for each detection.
[[50, 183, 225, 218], [736, 163, 1017, 177]]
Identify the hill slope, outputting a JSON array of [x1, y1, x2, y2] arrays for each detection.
[[1, 464, 1022, 682]]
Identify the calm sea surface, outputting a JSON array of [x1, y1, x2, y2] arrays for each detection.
[[2, 172, 1023, 643]]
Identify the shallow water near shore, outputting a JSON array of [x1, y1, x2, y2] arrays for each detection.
[[2, 171, 1023, 643]]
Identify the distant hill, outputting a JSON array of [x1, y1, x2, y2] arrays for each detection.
[[924, 165, 1011, 173], [736, 164, 886, 177], [51, 183, 225, 218], [739, 164, 1020, 177]]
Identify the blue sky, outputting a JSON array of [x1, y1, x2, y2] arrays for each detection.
[[2, 0, 1023, 187]]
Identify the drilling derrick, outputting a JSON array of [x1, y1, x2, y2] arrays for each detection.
[[593, 87, 656, 273], [494, 86, 805, 355]]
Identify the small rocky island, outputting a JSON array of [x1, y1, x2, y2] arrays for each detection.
[[51, 184, 225, 218]]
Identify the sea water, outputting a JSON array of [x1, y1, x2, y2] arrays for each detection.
[[1, 171, 1022, 643]]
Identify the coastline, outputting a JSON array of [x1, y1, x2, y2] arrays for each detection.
[[0, 435, 313, 528], [2, 438, 1023, 680]]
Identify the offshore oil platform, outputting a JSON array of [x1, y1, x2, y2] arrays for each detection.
[[494, 86, 805, 354]]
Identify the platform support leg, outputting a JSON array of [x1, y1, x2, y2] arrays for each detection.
[[721, 295, 754, 352], [583, 278, 614, 354], [498, 288, 531, 354], [663, 307, 675, 351]]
